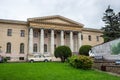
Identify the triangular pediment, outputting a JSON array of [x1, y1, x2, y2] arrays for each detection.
[[28, 15, 84, 27]]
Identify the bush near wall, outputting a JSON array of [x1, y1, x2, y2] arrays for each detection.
[[69, 55, 93, 70], [54, 46, 72, 62], [79, 45, 92, 56]]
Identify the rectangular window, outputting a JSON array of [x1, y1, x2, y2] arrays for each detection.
[[44, 44, 47, 52], [19, 57, 24, 60], [54, 34, 57, 38], [34, 31, 38, 38], [45, 33, 47, 38], [6, 57, 11, 60], [81, 35, 83, 40], [54, 44, 56, 50], [96, 36, 99, 41], [20, 30, 25, 37], [7, 29, 12, 36]]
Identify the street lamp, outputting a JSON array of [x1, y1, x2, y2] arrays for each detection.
[[105, 5, 114, 17]]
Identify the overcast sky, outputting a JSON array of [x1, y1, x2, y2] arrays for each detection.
[[0, 0, 119, 29]]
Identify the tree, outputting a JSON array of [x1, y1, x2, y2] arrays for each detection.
[[54, 46, 72, 62], [79, 45, 92, 56], [102, 5, 120, 42]]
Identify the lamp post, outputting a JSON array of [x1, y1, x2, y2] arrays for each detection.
[[105, 5, 114, 27]]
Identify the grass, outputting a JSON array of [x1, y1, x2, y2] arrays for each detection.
[[0, 62, 120, 80]]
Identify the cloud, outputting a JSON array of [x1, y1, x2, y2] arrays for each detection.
[[0, 0, 119, 29]]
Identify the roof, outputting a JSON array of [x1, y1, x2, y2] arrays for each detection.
[[82, 28, 103, 33], [0, 19, 27, 25], [27, 15, 84, 27]]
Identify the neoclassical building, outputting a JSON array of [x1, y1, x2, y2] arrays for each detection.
[[0, 15, 104, 61]]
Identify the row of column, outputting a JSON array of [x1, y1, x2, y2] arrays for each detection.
[[28, 27, 82, 54]]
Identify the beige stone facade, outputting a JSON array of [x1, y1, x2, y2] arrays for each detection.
[[0, 15, 104, 62]]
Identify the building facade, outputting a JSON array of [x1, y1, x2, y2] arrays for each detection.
[[0, 15, 104, 62]]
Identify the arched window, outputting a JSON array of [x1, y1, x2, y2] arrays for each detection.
[[33, 43, 37, 52], [44, 44, 47, 52], [6, 42, 11, 53], [88, 35, 91, 41], [20, 43, 24, 53]]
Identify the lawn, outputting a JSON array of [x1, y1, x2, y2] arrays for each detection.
[[0, 62, 119, 80]]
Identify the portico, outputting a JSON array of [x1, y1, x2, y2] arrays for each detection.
[[28, 15, 83, 55]]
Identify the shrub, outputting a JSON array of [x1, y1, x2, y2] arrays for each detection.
[[54, 46, 72, 62], [79, 45, 92, 56], [69, 55, 93, 70], [3, 57, 7, 63]]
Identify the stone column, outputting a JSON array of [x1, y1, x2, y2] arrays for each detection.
[[70, 31, 74, 52], [78, 32, 82, 50], [61, 30, 64, 45], [40, 28, 44, 54], [29, 27, 33, 54], [51, 29, 54, 55]]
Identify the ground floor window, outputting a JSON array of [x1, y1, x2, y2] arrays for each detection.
[[33, 43, 37, 52], [6, 57, 11, 60], [6, 42, 11, 53], [44, 44, 47, 52], [19, 57, 24, 60]]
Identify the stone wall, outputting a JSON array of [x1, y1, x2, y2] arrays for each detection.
[[93, 60, 120, 74]]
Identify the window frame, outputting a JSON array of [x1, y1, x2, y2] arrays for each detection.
[[20, 43, 24, 53], [6, 42, 11, 53], [7, 29, 12, 36], [44, 44, 47, 52], [88, 35, 92, 41], [20, 30, 25, 37], [33, 43, 37, 52]]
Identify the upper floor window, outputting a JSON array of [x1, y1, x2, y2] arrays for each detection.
[[7, 29, 12, 36], [96, 36, 99, 41], [33, 43, 37, 52], [34, 31, 38, 38], [20, 43, 24, 53], [20, 30, 25, 37], [6, 42, 11, 53], [88, 35, 91, 41], [44, 44, 47, 52]]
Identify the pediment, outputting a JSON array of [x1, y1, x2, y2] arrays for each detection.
[[28, 15, 84, 27]]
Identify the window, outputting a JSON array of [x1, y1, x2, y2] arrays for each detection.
[[20, 43, 24, 53], [6, 57, 11, 60], [45, 33, 48, 38], [44, 44, 47, 52], [19, 57, 24, 60], [81, 35, 83, 40], [7, 29, 12, 36], [88, 35, 91, 41], [54, 44, 56, 50], [6, 42, 11, 53], [34, 31, 38, 37], [54, 34, 57, 38], [33, 43, 37, 52], [20, 30, 25, 37], [96, 36, 99, 41], [64, 34, 65, 39]]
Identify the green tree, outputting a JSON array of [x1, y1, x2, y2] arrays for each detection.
[[102, 6, 120, 42], [54, 46, 72, 62], [79, 45, 92, 56]]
